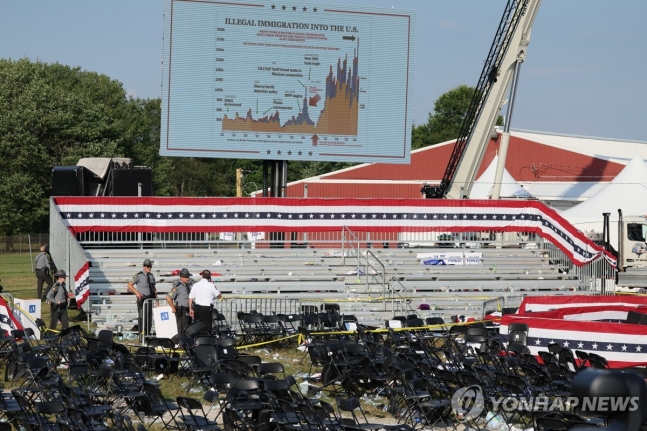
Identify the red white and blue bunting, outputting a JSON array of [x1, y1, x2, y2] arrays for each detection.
[[53, 197, 616, 267]]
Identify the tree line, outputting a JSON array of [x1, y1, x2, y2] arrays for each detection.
[[0, 59, 478, 235]]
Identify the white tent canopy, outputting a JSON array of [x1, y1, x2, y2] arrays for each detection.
[[561, 154, 647, 224], [470, 154, 533, 199]]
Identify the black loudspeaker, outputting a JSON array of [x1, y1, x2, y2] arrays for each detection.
[[627, 310, 647, 325], [52, 166, 85, 196], [111, 168, 152, 196]]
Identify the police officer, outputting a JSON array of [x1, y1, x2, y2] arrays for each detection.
[[127, 258, 157, 336], [35, 245, 53, 300], [166, 268, 193, 337], [46, 269, 69, 330]]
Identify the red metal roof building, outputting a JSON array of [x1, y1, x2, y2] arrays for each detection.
[[285, 129, 645, 210]]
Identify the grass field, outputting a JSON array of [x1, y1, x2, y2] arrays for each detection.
[[0, 252, 85, 326]]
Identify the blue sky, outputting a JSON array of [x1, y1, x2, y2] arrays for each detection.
[[2, 0, 646, 142]]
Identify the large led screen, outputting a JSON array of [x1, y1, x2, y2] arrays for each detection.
[[161, 0, 415, 164]]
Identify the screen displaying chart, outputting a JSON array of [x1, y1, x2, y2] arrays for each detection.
[[161, 0, 415, 164]]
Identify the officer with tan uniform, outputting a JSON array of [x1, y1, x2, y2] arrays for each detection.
[[46, 270, 69, 330], [166, 268, 193, 337], [127, 258, 157, 335], [35, 245, 53, 300]]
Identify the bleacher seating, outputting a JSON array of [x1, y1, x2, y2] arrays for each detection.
[[84, 245, 582, 333]]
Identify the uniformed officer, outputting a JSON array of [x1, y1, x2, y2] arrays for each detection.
[[127, 258, 157, 336], [166, 268, 193, 337], [46, 269, 69, 330], [35, 245, 53, 300]]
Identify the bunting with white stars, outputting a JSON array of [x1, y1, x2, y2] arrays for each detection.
[[501, 303, 647, 368], [518, 294, 647, 314], [53, 196, 615, 267], [74, 262, 91, 311], [0, 297, 24, 335]]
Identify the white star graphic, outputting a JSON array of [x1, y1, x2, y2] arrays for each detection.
[[383, 214, 388, 219], [502, 215, 507, 219], [277, 214, 282, 218], [112, 214, 116, 218], [66, 213, 71, 218], [134, 214, 139, 218], [492, 215, 497, 219], [563, 341, 569, 347], [179, 214, 184, 218], [413, 215, 417, 219], [146, 213, 150, 218], [622, 345, 627, 351], [309, 214, 314, 219], [352, 214, 356, 219], [168, 214, 172, 218], [157, 214, 161, 219], [244, 213, 249, 218], [320, 214, 324, 219], [433, 215, 438, 219], [101, 213, 105, 218], [201, 214, 205, 219], [267, 213, 271, 218], [299, 214, 303, 219], [535, 339, 541, 345], [362, 214, 366, 219], [331, 214, 335, 219], [550, 340, 555, 344], [512, 216, 516, 220], [637, 346, 642, 352], [578, 342, 584, 348], [463, 215, 467, 219], [212, 213, 217, 218], [256, 213, 260, 218], [288, 214, 293, 219], [402, 214, 407, 219], [521, 215, 525, 219], [78, 213, 82, 218], [372, 214, 376, 219], [89, 213, 94, 218], [453, 215, 457, 219], [341, 214, 346, 219], [423, 215, 428, 219], [606, 344, 613, 350], [473, 215, 477, 219], [483, 215, 487, 219], [123, 213, 128, 218], [223, 214, 228, 218], [233, 213, 238, 218], [443, 215, 447, 219], [392, 214, 397, 219], [190, 214, 195, 218]]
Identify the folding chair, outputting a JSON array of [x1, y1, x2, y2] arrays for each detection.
[[177, 396, 221, 431]]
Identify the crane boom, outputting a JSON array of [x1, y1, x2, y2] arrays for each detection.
[[422, 0, 541, 199]]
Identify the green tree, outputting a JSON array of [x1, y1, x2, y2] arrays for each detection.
[[412, 85, 503, 150], [0, 59, 153, 233]]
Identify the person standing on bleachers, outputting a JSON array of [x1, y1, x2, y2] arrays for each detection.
[[189, 270, 222, 334], [166, 268, 193, 337], [35, 244, 53, 301], [127, 258, 157, 336], [46, 270, 69, 330]]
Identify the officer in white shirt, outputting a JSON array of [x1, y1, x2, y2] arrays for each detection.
[[189, 270, 222, 334]]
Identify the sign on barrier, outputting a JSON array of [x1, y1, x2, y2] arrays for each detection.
[[14, 298, 41, 339], [153, 305, 178, 339], [417, 252, 483, 265]]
